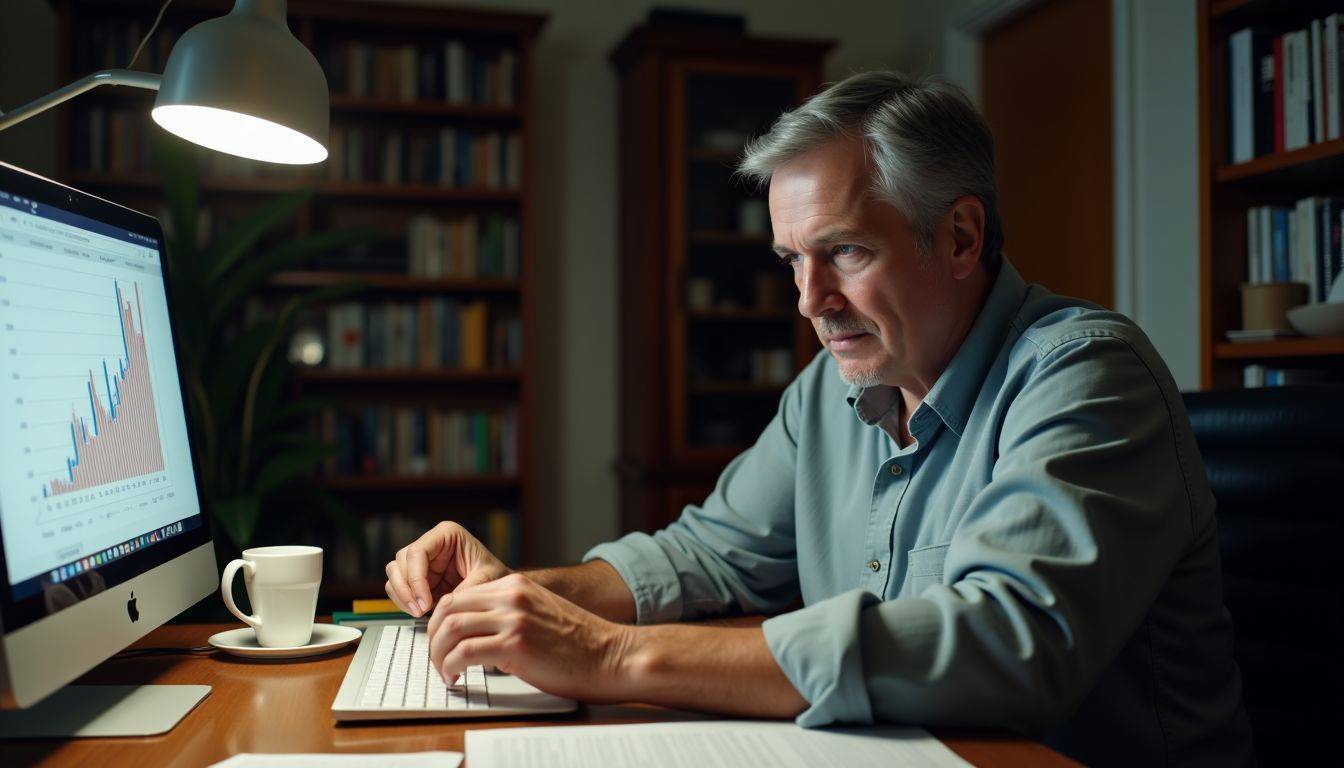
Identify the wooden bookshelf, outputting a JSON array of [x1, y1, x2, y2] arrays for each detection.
[[54, 0, 546, 597], [1197, 0, 1344, 388], [612, 24, 831, 534]]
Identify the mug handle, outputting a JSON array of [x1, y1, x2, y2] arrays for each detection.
[[221, 559, 261, 630]]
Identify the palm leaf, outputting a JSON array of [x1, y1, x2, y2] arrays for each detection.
[[206, 227, 385, 332], [202, 188, 315, 284]]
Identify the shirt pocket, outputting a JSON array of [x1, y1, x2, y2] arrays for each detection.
[[905, 542, 951, 596]]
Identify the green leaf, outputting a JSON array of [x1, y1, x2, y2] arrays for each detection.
[[202, 189, 315, 284], [205, 321, 279, 429], [309, 490, 363, 548], [252, 444, 334, 497], [207, 228, 386, 331], [210, 495, 262, 550]]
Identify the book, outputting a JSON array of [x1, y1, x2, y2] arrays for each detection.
[[1274, 35, 1286, 152], [1230, 28, 1277, 162], [1312, 19, 1324, 143], [1327, 14, 1341, 140]]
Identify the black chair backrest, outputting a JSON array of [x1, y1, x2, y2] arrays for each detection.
[[1184, 386, 1344, 766]]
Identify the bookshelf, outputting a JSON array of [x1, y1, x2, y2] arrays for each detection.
[[54, 0, 546, 596], [1198, 0, 1344, 388], [611, 24, 832, 534]]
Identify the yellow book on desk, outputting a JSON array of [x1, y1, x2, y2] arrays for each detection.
[[352, 598, 401, 614]]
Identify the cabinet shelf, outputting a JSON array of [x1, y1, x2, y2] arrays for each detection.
[[317, 474, 519, 491], [687, 230, 773, 247], [67, 173, 522, 202], [688, 380, 788, 395], [270, 271, 520, 294], [328, 95, 522, 120], [1214, 138, 1344, 183], [687, 308, 793, 322], [299, 368, 522, 384], [1213, 337, 1344, 360]]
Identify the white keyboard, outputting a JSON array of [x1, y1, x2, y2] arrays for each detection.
[[357, 624, 489, 710]]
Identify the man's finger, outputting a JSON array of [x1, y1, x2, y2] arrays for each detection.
[[429, 609, 501, 679], [426, 585, 508, 637], [383, 580, 407, 614], [403, 541, 432, 616], [440, 636, 503, 683], [385, 558, 418, 617]]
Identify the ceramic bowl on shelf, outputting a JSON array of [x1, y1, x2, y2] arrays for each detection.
[[1286, 302, 1344, 337]]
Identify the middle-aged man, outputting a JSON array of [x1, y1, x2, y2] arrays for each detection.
[[383, 71, 1255, 766]]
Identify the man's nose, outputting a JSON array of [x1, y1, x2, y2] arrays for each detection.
[[796, 259, 843, 319]]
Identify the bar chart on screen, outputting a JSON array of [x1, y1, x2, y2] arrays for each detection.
[[46, 281, 166, 498], [0, 255, 174, 530]]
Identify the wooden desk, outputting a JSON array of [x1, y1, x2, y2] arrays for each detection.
[[11, 623, 1078, 767]]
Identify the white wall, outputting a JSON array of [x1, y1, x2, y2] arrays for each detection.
[[1120, 0, 1200, 390]]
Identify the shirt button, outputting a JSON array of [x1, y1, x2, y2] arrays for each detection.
[[868, 559, 881, 572], [889, 464, 903, 477]]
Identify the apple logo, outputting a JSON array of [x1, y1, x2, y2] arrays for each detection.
[[126, 591, 139, 623]]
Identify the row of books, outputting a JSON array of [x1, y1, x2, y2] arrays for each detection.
[[70, 107, 524, 191], [320, 41, 517, 107], [1229, 15, 1344, 163], [325, 127, 522, 189], [1244, 198, 1342, 302], [323, 509, 520, 584], [318, 406, 519, 478], [1243, 365, 1340, 388], [324, 299, 522, 371], [74, 18, 177, 74], [406, 214, 521, 279]]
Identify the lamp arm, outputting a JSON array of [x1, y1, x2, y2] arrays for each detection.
[[0, 70, 162, 132]]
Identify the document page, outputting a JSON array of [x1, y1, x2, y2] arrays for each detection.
[[209, 752, 462, 768], [466, 721, 972, 767]]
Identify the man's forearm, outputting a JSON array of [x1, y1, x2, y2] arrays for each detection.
[[613, 623, 808, 717], [525, 560, 637, 623]]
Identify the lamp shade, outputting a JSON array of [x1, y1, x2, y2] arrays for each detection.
[[151, 0, 328, 164]]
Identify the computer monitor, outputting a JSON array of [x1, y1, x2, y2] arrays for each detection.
[[0, 161, 216, 735]]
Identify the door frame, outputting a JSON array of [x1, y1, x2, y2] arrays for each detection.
[[944, 0, 1135, 319]]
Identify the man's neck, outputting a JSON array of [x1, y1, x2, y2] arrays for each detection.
[[887, 266, 995, 443]]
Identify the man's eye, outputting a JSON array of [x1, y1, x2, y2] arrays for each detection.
[[833, 244, 863, 257], [777, 252, 800, 266]]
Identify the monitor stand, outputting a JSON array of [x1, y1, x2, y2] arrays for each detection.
[[0, 684, 210, 738]]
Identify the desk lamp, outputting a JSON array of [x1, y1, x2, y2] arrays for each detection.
[[0, 0, 328, 164]]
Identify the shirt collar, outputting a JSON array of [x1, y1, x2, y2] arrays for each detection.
[[845, 257, 1029, 436]]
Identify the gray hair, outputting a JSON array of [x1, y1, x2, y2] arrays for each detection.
[[738, 71, 1004, 270]]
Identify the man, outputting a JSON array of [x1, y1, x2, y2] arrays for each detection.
[[383, 71, 1254, 766]]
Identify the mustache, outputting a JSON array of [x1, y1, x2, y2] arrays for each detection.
[[818, 313, 877, 338]]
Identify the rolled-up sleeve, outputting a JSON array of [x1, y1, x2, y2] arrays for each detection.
[[766, 335, 1203, 731], [584, 378, 803, 624]]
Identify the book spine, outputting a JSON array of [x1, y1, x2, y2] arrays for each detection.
[[1247, 206, 1261, 283], [1312, 20, 1325, 143], [1272, 208, 1290, 281], [1327, 14, 1341, 140], [1230, 29, 1254, 163], [1274, 36, 1286, 152]]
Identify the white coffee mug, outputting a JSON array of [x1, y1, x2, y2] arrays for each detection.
[[221, 545, 323, 647]]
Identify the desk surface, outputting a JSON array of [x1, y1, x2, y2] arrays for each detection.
[[10, 623, 1077, 767]]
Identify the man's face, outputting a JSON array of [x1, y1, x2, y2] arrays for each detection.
[[769, 135, 961, 388]]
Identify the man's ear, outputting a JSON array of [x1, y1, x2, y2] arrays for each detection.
[[946, 194, 985, 280]]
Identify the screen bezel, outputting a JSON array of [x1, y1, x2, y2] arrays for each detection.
[[0, 161, 214, 634]]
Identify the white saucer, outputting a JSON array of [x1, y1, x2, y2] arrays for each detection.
[[207, 623, 362, 659]]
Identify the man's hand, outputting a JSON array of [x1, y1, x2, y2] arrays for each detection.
[[426, 573, 633, 702], [384, 521, 511, 617]]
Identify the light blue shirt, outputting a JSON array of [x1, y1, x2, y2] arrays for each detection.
[[586, 258, 1254, 766]]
